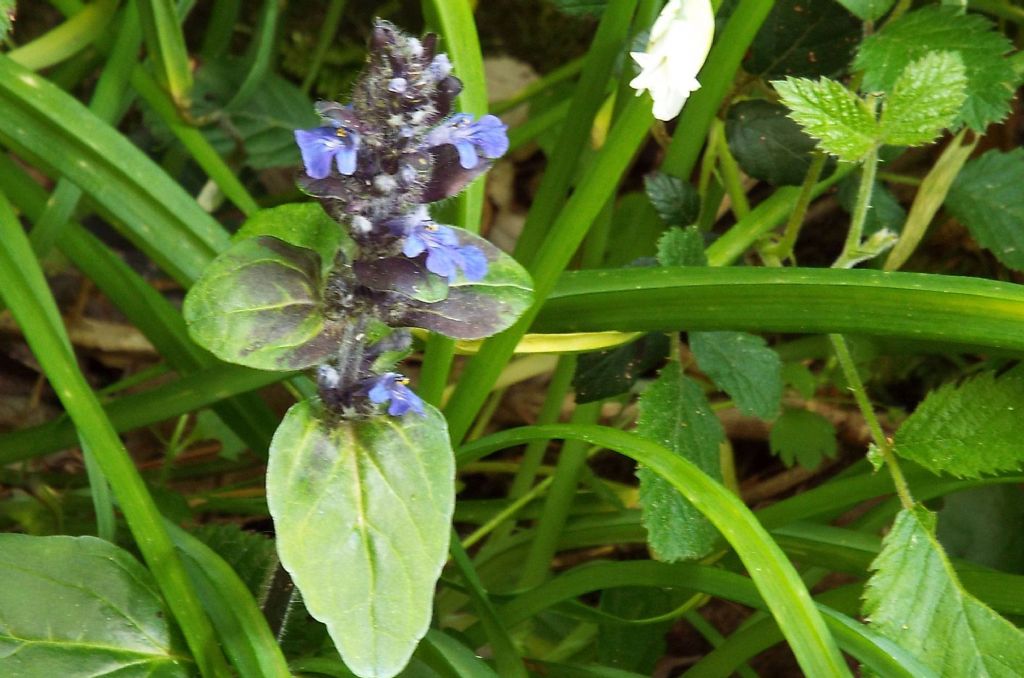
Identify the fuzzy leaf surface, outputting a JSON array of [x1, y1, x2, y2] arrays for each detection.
[[0, 534, 189, 677], [893, 366, 1024, 478], [656, 226, 707, 267], [863, 507, 1024, 676], [726, 100, 831, 186], [880, 51, 967, 147], [690, 331, 782, 420], [774, 77, 879, 162], [946, 149, 1024, 271], [644, 172, 700, 227], [573, 333, 669, 404], [184, 236, 345, 370], [397, 231, 533, 340], [266, 400, 455, 678], [770, 408, 837, 469], [636, 362, 723, 561], [855, 6, 1018, 131]]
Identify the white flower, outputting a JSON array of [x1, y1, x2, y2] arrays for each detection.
[[629, 0, 715, 121]]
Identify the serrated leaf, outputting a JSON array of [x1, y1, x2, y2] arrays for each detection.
[[572, 333, 670, 404], [690, 331, 782, 419], [234, 203, 350, 273], [893, 367, 1024, 478], [946, 149, 1024, 271], [190, 524, 276, 595], [834, 0, 895, 22], [644, 172, 700, 227], [746, 0, 861, 78], [855, 6, 1018, 131], [184, 236, 346, 370], [769, 408, 837, 468], [266, 400, 455, 678], [0, 534, 190, 676], [726, 100, 833, 186], [863, 507, 1024, 676], [774, 77, 879, 162], [880, 51, 967, 147], [636, 362, 723, 561], [781, 362, 817, 400], [1, 0, 14, 41], [396, 232, 533, 340], [656, 226, 707, 267]]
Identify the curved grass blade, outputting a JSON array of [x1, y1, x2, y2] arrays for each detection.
[[137, 0, 194, 107], [7, 0, 118, 71]]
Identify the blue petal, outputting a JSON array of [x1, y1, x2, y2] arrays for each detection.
[[335, 145, 358, 175], [367, 380, 392, 404], [402, 233, 427, 258], [425, 248, 458, 280], [458, 245, 489, 281], [295, 128, 336, 179], [471, 115, 510, 159], [453, 140, 479, 170]]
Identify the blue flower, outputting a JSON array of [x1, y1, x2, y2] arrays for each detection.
[[365, 373, 425, 416], [391, 213, 488, 281], [425, 113, 509, 169], [294, 121, 361, 179]]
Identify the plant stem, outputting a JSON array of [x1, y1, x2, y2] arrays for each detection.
[[828, 334, 914, 510], [301, 0, 346, 94], [713, 119, 751, 219], [765, 153, 827, 264], [833, 147, 878, 269]]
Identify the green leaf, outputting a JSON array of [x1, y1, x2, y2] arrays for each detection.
[[863, 507, 1024, 675], [234, 202, 348, 270], [769, 408, 837, 469], [0, 534, 190, 676], [854, 6, 1018, 131], [656, 226, 707, 267], [397, 232, 534, 340], [773, 77, 879, 162], [833, 0, 895, 22], [894, 367, 1024, 478], [192, 410, 246, 461], [880, 51, 967, 147], [636, 362, 723, 561], [938, 485, 1024, 575], [190, 523, 277, 596], [746, 0, 861, 78], [184, 236, 346, 370], [0, 0, 13, 41], [572, 333, 670, 404], [266, 400, 455, 678], [690, 331, 782, 419], [726, 99, 832, 187], [546, 0, 606, 16], [946, 149, 1024, 271], [644, 172, 700, 227]]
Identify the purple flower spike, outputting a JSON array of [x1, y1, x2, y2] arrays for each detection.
[[294, 122, 361, 179], [425, 114, 509, 169], [365, 372, 425, 416], [394, 215, 489, 282]]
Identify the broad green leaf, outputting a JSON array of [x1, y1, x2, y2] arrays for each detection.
[[656, 226, 707, 267], [572, 333, 669, 404], [644, 172, 700, 227], [774, 77, 879, 162], [266, 400, 455, 678], [880, 51, 967, 147], [894, 367, 1024, 478], [0, 534, 190, 676], [834, 0, 895, 21], [397, 232, 534, 340], [636, 362, 723, 561], [938, 485, 1024, 575], [184, 236, 346, 370], [946, 149, 1024, 271], [770, 408, 837, 469], [863, 507, 1024, 675], [190, 523, 277, 595], [746, 0, 861, 78], [598, 588, 681, 674], [234, 202, 349, 272], [855, 6, 1018, 131], [726, 99, 832, 187], [690, 331, 782, 420]]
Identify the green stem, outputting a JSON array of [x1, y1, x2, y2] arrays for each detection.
[[834, 148, 878, 269], [828, 334, 914, 510], [462, 475, 554, 549], [490, 56, 584, 115], [301, 0, 346, 94], [713, 118, 751, 219], [764, 153, 827, 264]]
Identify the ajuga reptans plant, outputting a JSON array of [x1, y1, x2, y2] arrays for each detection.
[[183, 20, 533, 678]]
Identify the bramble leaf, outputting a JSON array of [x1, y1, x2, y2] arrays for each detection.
[[0, 534, 190, 676], [893, 366, 1024, 478], [184, 236, 345, 370], [573, 333, 669, 404], [267, 400, 455, 678], [644, 172, 700, 227], [691, 331, 782, 420], [773, 76, 879, 162], [855, 6, 1018, 131], [746, 0, 861, 78], [656, 226, 706, 267], [726, 100, 832, 186], [945, 149, 1024, 271], [637, 362, 723, 561], [863, 507, 1024, 675], [880, 51, 967, 147], [770, 408, 837, 469]]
